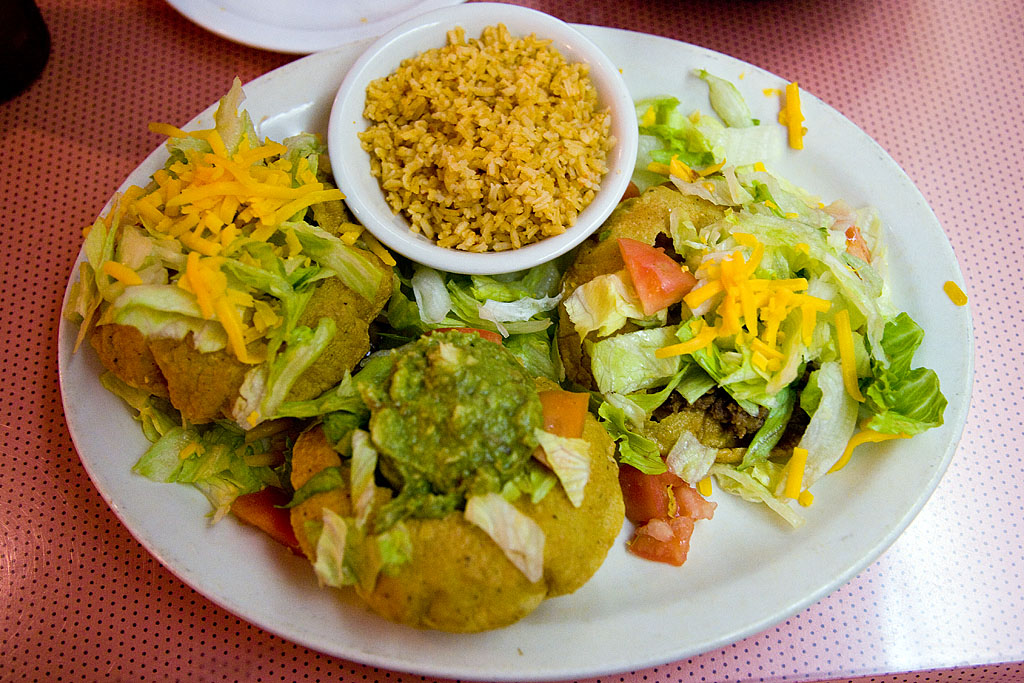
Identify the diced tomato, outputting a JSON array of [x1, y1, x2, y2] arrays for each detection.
[[618, 465, 685, 523], [231, 487, 302, 555], [617, 237, 697, 316], [619, 464, 716, 567], [620, 181, 641, 202], [429, 327, 503, 344], [845, 226, 871, 263], [537, 389, 590, 439], [673, 482, 717, 521], [627, 516, 695, 566]]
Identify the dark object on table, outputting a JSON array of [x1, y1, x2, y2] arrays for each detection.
[[0, 0, 50, 102]]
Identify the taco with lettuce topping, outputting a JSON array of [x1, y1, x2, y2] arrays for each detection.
[[63, 79, 393, 429], [557, 71, 946, 558], [63, 80, 396, 520], [287, 330, 624, 632]]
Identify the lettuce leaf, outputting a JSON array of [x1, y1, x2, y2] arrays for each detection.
[[795, 361, 859, 488], [464, 492, 544, 583], [562, 272, 645, 339], [694, 69, 756, 128], [597, 400, 666, 474], [534, 429, 591, 507], [862, 313, 946, 435], [589, 326, 681, 395]]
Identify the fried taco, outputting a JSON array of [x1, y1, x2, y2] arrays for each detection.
[[64, 80, 394, 431], [287, 330, 624, 632]]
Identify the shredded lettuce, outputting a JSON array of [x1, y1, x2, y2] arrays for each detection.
[[311, 508, 350, 589], [711, 462, 805, 528], [533, 429, 591, 508], [665, 431, 718, 485], [131, 417, 281, 522], [739, 386, 796, 470], [308, 507, 412, 591], [793, 362, 859, 489], [562, 272, 646, 339], [861, 313, 946, 435], [231, 318, 337, 428], [597, 400, 666, 474], [464, 492, 545, 583], [410, 264, 452, 324], [350, 430, 378, 528], [694, 69, 756, 128]]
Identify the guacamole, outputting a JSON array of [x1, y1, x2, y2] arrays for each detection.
[[359, 331, 543, 530]]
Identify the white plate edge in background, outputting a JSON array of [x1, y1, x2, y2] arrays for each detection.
[[164, 0, 466, 54]]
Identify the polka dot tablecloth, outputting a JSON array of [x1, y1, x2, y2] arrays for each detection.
[[1, 0, 1021, 681]]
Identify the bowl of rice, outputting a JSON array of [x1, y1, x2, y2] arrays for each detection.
[[328, 2, 638, 275]]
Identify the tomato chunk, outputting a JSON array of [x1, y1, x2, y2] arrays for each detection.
[[618, 465, 685, 523], [619, 464, 716, 567], [628, 516, 695, 566], [231, 487, 301, 554], [673, 482, 717, 521], [618, 237, 697, 316], [428, 327, 503, 344], [538, 389, 590, 439], [845, 226, 871, 263], [620, 181, 641, 202]]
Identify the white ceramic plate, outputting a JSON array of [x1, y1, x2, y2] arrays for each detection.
[[58, 26, 974, 681], [164, 0, 466, 54]]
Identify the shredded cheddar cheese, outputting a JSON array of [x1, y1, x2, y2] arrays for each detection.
[[640, 104, 657, 127], [670, 156, 697, 182], [95, 122, 379, 364], [829, 430, 909, 473], [102, 261, 143, 285], [657, 234, 831, 384], [834, 309, 866, 402], [777, 81, 806, 150], [697, 477, 713, 497], [783, 446, 808, 499], [698, 159, 726, 176], [943, 281, 968, 306]]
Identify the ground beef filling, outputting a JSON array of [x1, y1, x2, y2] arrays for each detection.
[[652, 386, 810, 455]]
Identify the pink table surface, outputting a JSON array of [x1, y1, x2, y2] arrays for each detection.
[[2, 0, 1022, 681]]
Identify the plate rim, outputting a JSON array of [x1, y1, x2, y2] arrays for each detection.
[[163, 0, 468, 54]]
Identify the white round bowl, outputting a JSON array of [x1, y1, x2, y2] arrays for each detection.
[[328, 2, 638, 275]]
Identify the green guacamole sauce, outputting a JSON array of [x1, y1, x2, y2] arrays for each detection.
[[359, 331, 542, 531]]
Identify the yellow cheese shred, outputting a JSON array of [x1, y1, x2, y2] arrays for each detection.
[[655, 321, 718, 358], [647, 161, 671, 176], [829, 430, 910, 473], [943, 281, 968, 306], [698, 159, 726, 177], [683, 279, 725, 310], [697, 477, 713, 497], [361, 231, 397, 267], [640, 105, 656, 127], [102, 261, 143, 286], [669, 156, 697, 182], [778, 81, 806, 150], [834, 309, 865, 402], [783, 447, 809, 499], [214, 297, 258, 365]]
